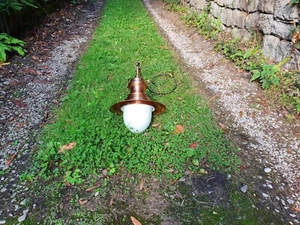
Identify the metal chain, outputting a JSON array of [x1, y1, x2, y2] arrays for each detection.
[[147, 72, 177, 95]]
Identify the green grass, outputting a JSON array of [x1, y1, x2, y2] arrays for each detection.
[[34, 0, 239, 185]]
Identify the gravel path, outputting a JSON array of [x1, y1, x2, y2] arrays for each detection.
[[144, 0, 300, 223], [0, 1, 104, 222]]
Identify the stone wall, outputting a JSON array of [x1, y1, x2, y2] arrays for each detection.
[[184, 0, 300, 68]]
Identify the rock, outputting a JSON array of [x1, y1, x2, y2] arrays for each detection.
[[240, 184, 248, 193], [266, 183, 273, 189], [275, 0, 299, 21], [287, 199, 295, 204], [0, 220, 6, 225], [264, 167, 272, 173], [259, 0, 275, 13], [262, 193, 269, 198], [18, 214, 27, 223], [179, 177, 185, 182]]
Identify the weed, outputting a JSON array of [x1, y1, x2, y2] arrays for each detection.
[[19, 172, 35, 182], [64, 169, 84, 185], [251, 64, 280, 89], [180, 3, 221, 39], [291, 0, 300, 4]]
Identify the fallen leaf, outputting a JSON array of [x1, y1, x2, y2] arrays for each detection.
[[159, 45, 169, 50], [192, 158, 199, 166], [12, 99, 27, 107], [175, 190, 183, 199], [78, 198, 88, 205], [294, 207, 300, 212], [139, 180, 145, 190], [102, 169, 108, 177], [85, 183, 100, 192], [189, 143, 198, 148], [109, 198, 114, 206], [218, 122, 227, 132], [174, 124, 184, 134], [58, 142, 76, 154], [239, 111, 243, 117], [0, 62, 10, 68], [152, 122, 161, 129], [199, 168, 207, 174], [32, 55, 39, 60], [130, 216, 142, 225], [5, 153, 17, 166]]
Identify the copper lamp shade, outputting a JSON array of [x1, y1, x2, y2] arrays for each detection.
[[110, 63, 166, 115]]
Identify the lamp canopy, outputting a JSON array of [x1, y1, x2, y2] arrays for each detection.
[[110, 63, 166, 115]]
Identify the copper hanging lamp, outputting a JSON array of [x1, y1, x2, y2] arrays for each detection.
[[110, 62, 166, 133]]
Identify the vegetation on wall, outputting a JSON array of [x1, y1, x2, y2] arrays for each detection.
[[164, 0, 300, 115], [291, 0, 300, 4]]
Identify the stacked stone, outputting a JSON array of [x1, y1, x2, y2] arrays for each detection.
[[184, 0, 299, 68]]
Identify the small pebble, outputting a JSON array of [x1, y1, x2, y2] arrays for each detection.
[[264, 167, 271, 173], [262, 193, 269, 198], [18, 214, 27, 223], [287, 199, 295, 204], [179, 177, 185, 182], [240, 184, 248, 193]]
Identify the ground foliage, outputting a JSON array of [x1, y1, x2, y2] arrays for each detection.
[[34, 0, 240, 187]]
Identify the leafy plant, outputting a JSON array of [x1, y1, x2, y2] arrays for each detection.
[[180, 3, 221, 39], [64, 169, 84, 185], [0, 0, 37, 12], [291, 0, 300, 4], [0, 33, 26, 62], [250, 64, 280, 89], [250, 58, 291, 89]]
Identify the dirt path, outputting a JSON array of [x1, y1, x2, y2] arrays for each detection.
[[0, 1, 104, 223], [144, 0, 300, 221]]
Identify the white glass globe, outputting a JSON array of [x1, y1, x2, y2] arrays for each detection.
[[121, 104, 154, 133]]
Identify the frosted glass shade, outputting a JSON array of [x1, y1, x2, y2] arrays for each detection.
[[121, 104, 154, 133]]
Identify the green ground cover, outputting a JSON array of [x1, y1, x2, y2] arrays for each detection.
[[13, 0, 286, 224], [35, 0, 239, 184]]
